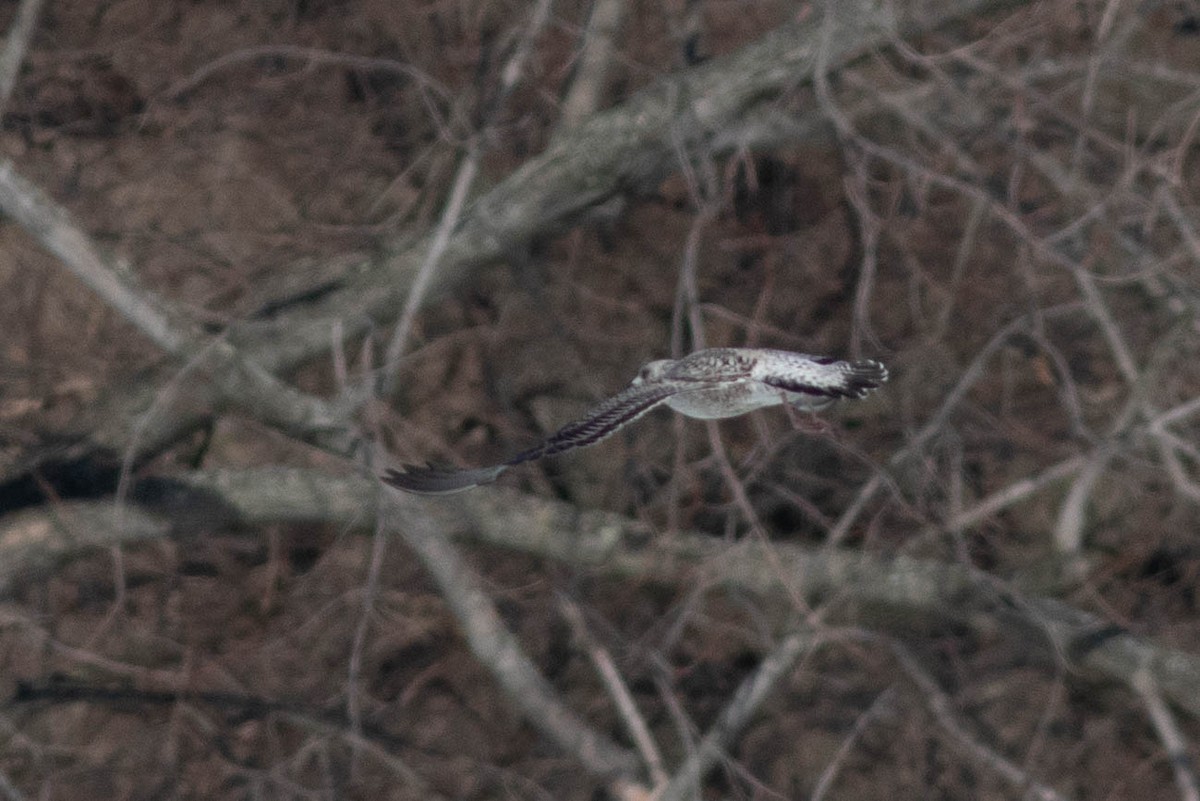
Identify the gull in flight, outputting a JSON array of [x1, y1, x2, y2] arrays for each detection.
[[382, 347, 888, 495]]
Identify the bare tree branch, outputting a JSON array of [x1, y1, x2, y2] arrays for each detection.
[[0, 160, 358, 456], [7, 467, 1200, 723]]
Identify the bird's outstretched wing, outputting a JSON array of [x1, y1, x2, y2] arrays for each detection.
[[381, 382, 679, 495], [759, 358, 888, 400]]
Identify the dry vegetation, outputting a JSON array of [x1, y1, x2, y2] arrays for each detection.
[[1, 0, 1199, 799]]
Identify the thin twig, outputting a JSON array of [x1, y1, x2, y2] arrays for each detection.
[[386, 499, 638, 780], [163, 44, 452, 110], [1132, 665, 1200, 801], [0, 0, 45, 118], [556, 0, 627, 133], [890, 641, 1070, 801], [346, 493, 388, 770], [381, 144, 481, 392], [1069, 261, 1141, 388], [1158, 186, 1200, 270], [1153, 435, 1200, 506], [845, 171, 883, 353], [818, 40, 884, 358], [0, 769, 25, 801], [281, 710, 441, 796], [381, 0, 556, 392], [934, 195, 990, 340], [1149, 397, 1200, 432], [810, 687, 896, 801], [1052, 446, 1115, 556], [656, 630, 815, 801], [830, 306, 1083, 542], [557, 593, 667, 787], [943, 455, 1086, 533]]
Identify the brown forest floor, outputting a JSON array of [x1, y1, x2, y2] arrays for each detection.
[[1, 1, 1200, 799]]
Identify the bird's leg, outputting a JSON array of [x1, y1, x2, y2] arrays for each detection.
[[781, 396, 834, 435]]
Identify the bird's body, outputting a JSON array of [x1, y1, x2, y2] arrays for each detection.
[[637, 348, 877, 418], [383, 348, 887, 495]]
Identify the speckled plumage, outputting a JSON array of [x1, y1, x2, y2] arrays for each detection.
[[383, 348, 888, 495]]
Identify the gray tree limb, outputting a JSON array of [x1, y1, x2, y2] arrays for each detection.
[[4, 466, 1198, 723]]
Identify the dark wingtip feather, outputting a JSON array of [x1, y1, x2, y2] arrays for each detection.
[[381, 462, 508, 495], [842, 359, 889, 397]]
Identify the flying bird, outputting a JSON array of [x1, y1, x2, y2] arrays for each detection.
[[382, 347, 888, 495]]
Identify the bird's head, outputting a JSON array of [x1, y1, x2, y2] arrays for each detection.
[[632, 359, 672, 385]]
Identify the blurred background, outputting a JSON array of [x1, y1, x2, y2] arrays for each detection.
[[1, 0, 1199, 798]]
